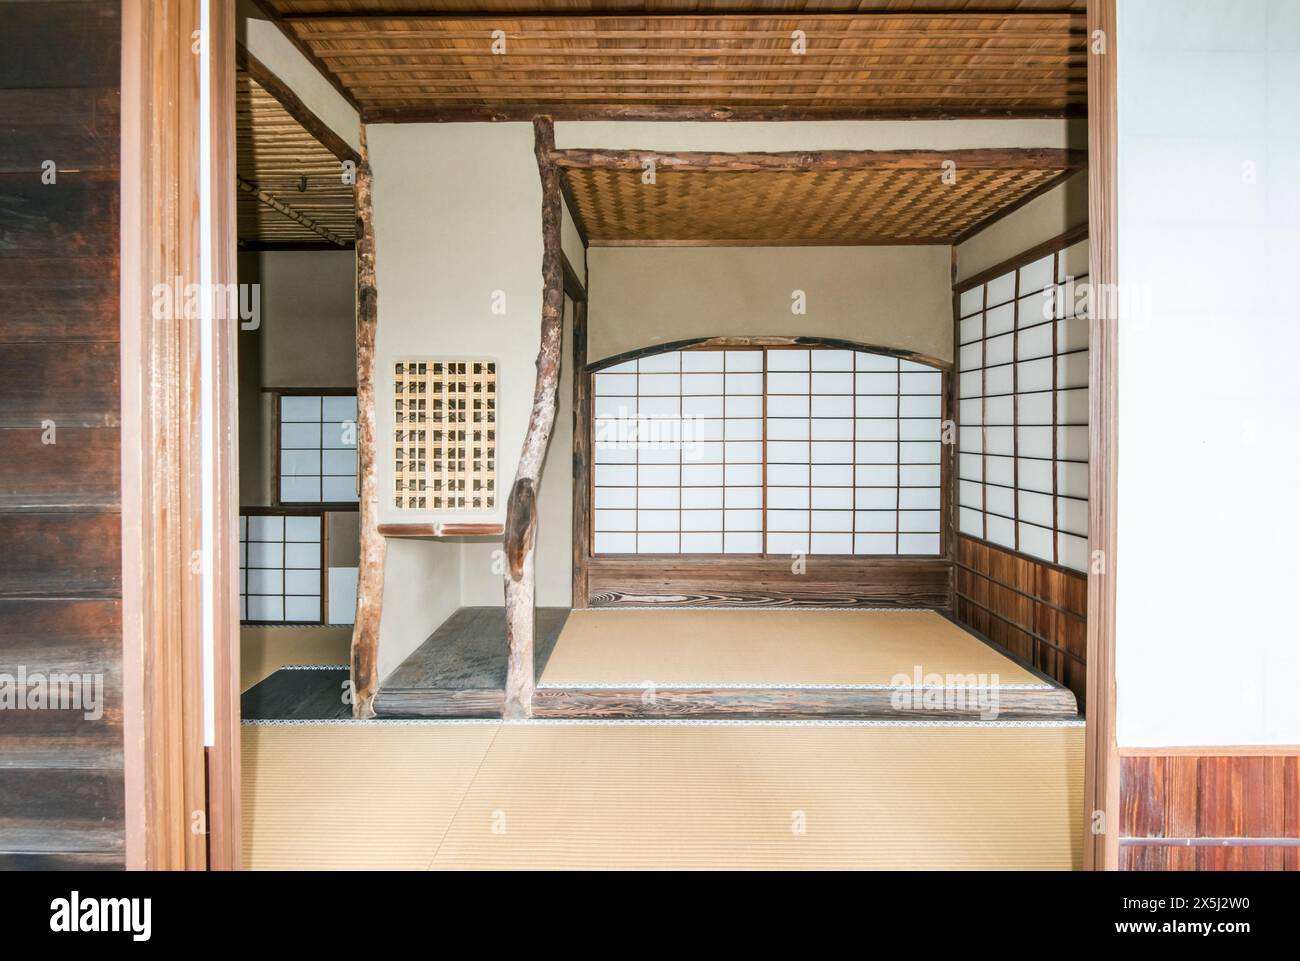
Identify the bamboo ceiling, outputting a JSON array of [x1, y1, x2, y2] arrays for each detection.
[[237, 66, 357, 246], [259, 1, 1088, 121], [561, 158, 1074, 245]]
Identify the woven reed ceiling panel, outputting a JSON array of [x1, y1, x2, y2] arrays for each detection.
[[237, 67, 356, 246], [261, 2, 1088, 120], [562, 164, 1067, 244]]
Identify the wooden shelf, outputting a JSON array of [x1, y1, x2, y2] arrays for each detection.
[[378, 522, 504, 539]]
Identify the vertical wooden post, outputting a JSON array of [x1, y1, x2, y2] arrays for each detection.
[[205, 0, 242, 872], [571, 299, 591, 609], [1084, 0, 1120, 871], [120, 0, 209, 870], [503, 117, 565, 719], [351, 125, 385, 719]]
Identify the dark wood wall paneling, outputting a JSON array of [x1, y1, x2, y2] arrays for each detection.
[[587, 556, 950, 609], [0, 2, 124, 870], [953, 536, 1087, 709], [1121, 755, 1300, 871]]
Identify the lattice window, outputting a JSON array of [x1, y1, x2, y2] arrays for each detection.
[[239, 512, 324, 623], [394, 359, 497, 510], [956, 235, 1090, 571], [592, 346, 943, 556], [278, 393, 359, 505]]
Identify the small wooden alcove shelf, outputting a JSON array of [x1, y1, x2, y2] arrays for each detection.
[[377, 523, 505, 540]]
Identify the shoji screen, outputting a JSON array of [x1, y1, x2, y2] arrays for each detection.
[[592, 346, 943, 556], [239, 512, 324, 623], [279, 393, 359, 505], [957, 236, 1090, 571]]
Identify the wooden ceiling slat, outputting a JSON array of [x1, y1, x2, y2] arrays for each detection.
[[236, 65, 356, 245], [563, 164, 1071, 245], [260, 4, 1086, 126]]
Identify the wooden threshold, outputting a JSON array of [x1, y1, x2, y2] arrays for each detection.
[[531, 684, 1078, 719]]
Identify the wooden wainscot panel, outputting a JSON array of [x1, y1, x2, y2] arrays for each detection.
[[1120, 754, 1300, 871], [953, 534, 1087, 708], [586, 556, 950, 608]]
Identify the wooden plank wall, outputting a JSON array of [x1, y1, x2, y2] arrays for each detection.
[[587, 556, 950, 609], [1120, 755, 1300, 870], [953, 535, 1087, 709], [0, 1, 124, 869]]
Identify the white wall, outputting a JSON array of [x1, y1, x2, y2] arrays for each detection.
[[236, 0, 361, 154], [588, 246, 953, 364], [556, 119, 1086, 152], [955, 172, 1088, 282], [1116, 0, 1300, 746]]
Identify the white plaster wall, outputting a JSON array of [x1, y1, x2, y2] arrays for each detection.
[[587, 245, 953, 364], [368, 122, 544, 673], [236, 0, 361, 154], [1115, 0, 1300, 746], [955, 172, 1089, 282], [556, 119, 1086, 153]]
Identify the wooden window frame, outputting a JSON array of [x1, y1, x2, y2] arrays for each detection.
[[952, 223, 1090, 576], [238, 506, 329, 627], [573, 336, 953, 609], [269, 387, 361, 512], [588, 340, 948, 560]]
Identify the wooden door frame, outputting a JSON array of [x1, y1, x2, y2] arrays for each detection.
[[1082, 0, 1120, 871], [120, 0, 241, 870]]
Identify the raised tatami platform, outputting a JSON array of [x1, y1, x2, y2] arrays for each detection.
[[241, 720, 1085, 871], [543, 608, 1038, 684], [371, 607, 1076, 720], [536, 609, 1075, 719]]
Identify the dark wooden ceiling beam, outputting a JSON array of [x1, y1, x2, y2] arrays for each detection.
[[551, 147, 1086, 172], [282, 10, 1084, 24], [330, 62, 1087, 76], [318, 48, 1085, 61], [287, 8, 1086, 21], [362, 103, 1086, 123]]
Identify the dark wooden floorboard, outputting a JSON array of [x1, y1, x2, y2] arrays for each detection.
[[240, 668, 351, 721], [381, 606, 569, 691]]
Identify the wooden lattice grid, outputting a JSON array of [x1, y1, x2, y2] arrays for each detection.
[[562, 166, 1067, 245], [394, 359, 497, 511]]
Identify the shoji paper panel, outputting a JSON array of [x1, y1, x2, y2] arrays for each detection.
[[956, 236, 1090, 571], [593, 346, 943, 557]]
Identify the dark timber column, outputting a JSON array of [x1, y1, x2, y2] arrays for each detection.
[[503, 117, 564, 719], [351, 126, 385, 719]]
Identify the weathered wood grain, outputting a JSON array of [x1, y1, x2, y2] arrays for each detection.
[[502, 116, 565, 719], [350, 126, 385, 719], [586, 556, 950, 609], [533, 685, 1078, 720], [0, 426, 120, 510], [0, 512, 121, 598], [1120, 754, 1300, 871]]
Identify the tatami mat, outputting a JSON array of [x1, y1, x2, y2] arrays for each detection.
[[241, 724, 498, 870], [243, 721, 1082, 870], [539, 609, 1042, 687]]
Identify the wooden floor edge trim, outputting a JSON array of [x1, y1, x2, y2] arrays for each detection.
[[1121, 837, 1300, 848], [1119, 745, 1300, 757]]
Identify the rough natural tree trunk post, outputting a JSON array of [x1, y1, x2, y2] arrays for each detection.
[[503, 116, 565, 719], [351, 124, 385, 719]]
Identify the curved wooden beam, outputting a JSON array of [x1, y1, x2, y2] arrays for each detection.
[[586, 335, 952, 373], [350, 125, 385, 719], [503, 116, 565, 719]]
